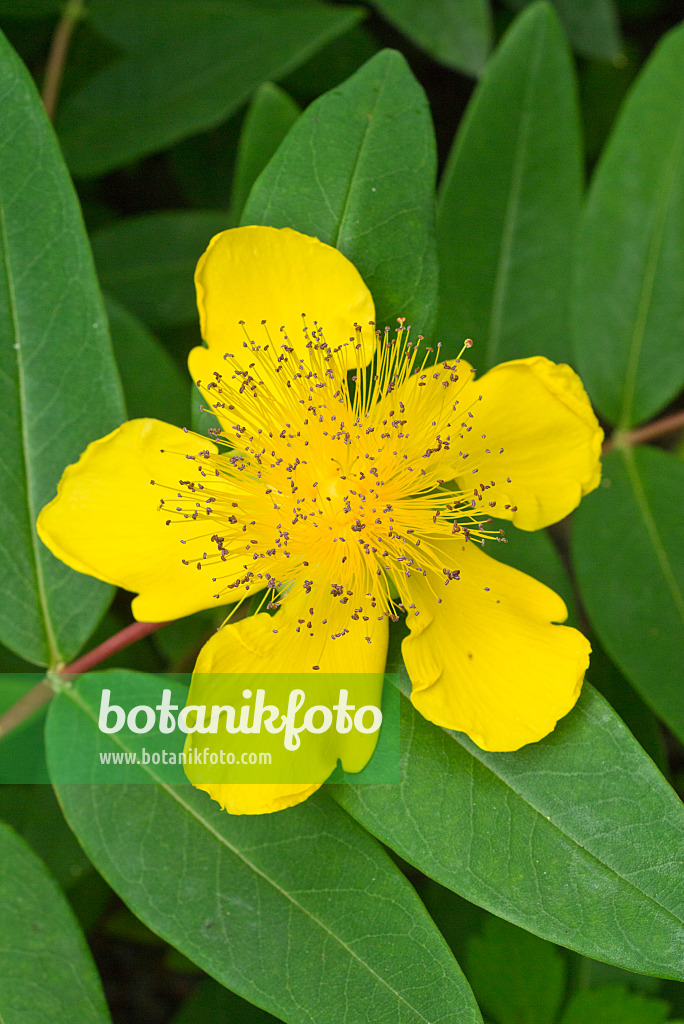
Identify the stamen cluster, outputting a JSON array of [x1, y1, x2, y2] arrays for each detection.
[[153, 321, 509, 651]]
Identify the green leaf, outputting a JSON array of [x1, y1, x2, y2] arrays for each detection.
[[436, 3, 582, 367], [368, 0, 492, 76], [573, 20, 684, 428], [505, 0, 622, 61], [0, 821, 111, 1023], [173, 978, 280, 1024], [47, 670, 483, 1024], [232, 83, 300, 219], [572, 445, 684, 744], [465, 916, 565, 1024], [243, 49, 438, 335], [91, 211, 231, 328], [105, 294, 190, 427], [332, 682, 684, 979], [56, 0, 365, 177], [0, 30, 124, 667], [559, 985, 670, 1024]]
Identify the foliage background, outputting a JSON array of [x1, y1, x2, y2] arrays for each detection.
[[1, 0, 684, 1022]]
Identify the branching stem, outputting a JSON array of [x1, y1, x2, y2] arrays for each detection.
[[0, 619, 168, 740]]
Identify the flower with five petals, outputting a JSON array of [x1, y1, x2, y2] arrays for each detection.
[[38, 226, 602, 814]]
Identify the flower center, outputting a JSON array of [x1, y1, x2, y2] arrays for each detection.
[[155, 319, 505, 648]]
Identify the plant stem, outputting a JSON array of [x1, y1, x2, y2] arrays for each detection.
[[41, 0, 86, 121], [604, 407, 684, 454], [0, 619, 168, 740]]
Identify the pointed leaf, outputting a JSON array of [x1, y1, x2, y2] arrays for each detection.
[[0, 821, 111, 1024], [47, 670, 483, 1024], [572, 445, 684, 744], [573, 21, 684, 427], [0, 30, 123, 667], [243, 49, 438, 335], [436, 3, 582, 367], [332, 682, 684, 979], [56, 0, 364, 177]]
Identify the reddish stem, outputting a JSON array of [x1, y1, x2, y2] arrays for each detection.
[[0, 620, 168, 740], [604, 408, 684, 453]]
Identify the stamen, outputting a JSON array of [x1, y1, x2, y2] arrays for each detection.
[[163, 323, 506, 640]]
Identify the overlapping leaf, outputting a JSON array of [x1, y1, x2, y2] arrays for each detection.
[[0, 30, 123, 667], [57, 0, 364, 177], [244, 49, 438, 335], [0, 821, 111, 1024], [574, 20, 684, 428], [332, 680, 684, 978], [436, 3, 582, 367], [47, 670, 483, 1024], [572, 446, 684, 744]]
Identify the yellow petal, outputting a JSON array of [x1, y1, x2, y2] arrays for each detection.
[[37, 418, 251, 621], [402, 538, 589, 751], [191, 226, 376, 396], [458, 357, 603, 530], [185, 591, 388, 814]]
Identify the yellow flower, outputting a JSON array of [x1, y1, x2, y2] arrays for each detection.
[[38, 226, 602, 815]]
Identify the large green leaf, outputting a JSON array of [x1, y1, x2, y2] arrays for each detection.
[[572, 445, 684, 744], [436, 2, 582, 367], [573, 20, 684, 428], [243, 49, 438, 335], [91, 211, 231, 328], [105, 295, 190, 427], [56, 0, 364, 177], [0, 821, 111, 1023], [368, 0, 492, 76], [332, 681, 684, 979], [47, 670, 483, 1024], [231, 83, 300, 220], [0, 30, 124, 667]]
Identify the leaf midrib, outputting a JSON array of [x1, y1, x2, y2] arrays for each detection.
[[0, 174, 58, 666], [334, 54, 394, 251], [618, 102, 684, 429], [389, 681, 684, 941], [620, 446, 684, 627], [485, 13, 546, 369], [60, 685, 448, 1024]]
